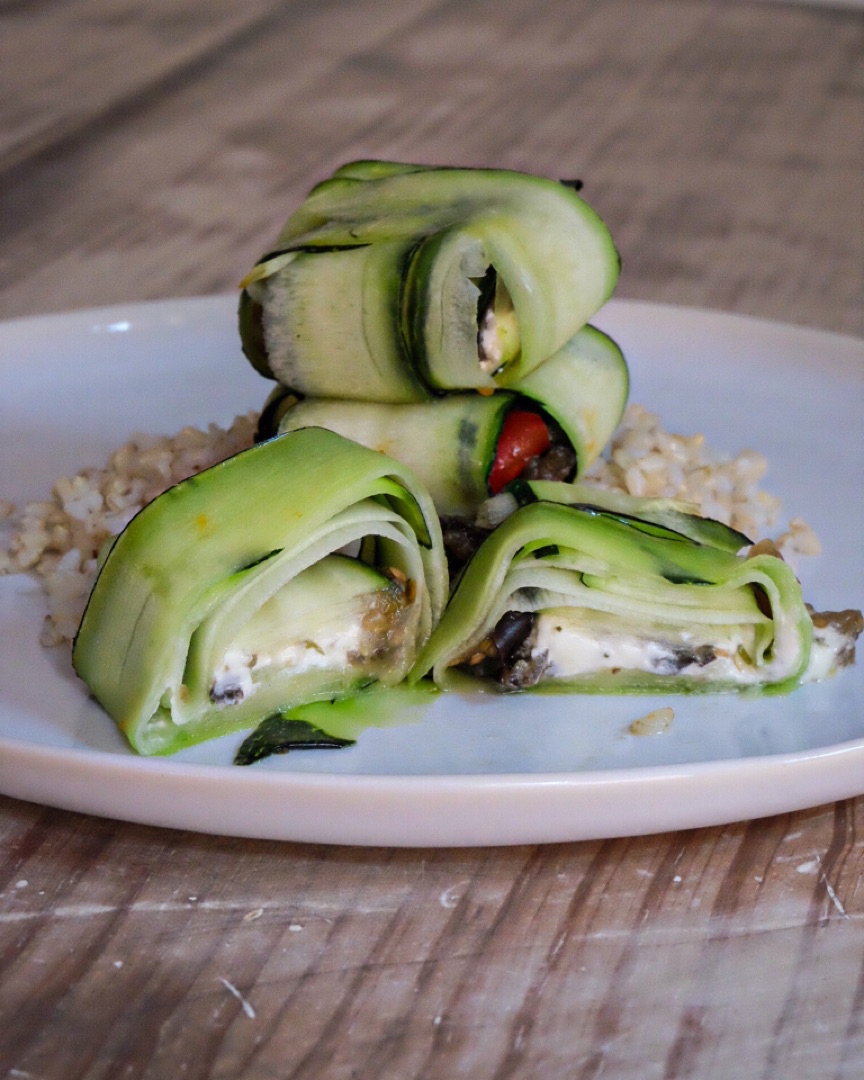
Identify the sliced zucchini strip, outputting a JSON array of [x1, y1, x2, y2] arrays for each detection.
[[411, 499, 814, 695], [240, 160, 620, 396], [509, 324, 628, 475], [72, 428, 447, 755], [510, 480, 752, 553], [256, 324, 627, 519], [273, 392, 511, 518], [246, 239, 430, 403]]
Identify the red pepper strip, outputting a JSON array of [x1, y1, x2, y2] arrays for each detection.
[[488, 410, 551, 494]]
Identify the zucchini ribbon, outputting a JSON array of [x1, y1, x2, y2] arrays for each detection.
[[257, 325, 629, 517], [411, 486, 815, 695], [72, 428, 447, 755], [240, 160, 621, 400]]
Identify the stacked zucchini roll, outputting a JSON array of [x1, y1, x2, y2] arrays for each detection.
[[73, 429, 447, 754], [243, 160, 627, 516]]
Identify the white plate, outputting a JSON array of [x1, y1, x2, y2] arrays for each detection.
[[1, 296, 862, 846]]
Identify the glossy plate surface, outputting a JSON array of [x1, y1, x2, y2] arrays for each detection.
[[1, 296, 862, 846]]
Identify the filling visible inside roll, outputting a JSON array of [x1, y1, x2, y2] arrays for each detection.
[[476, 266, 521, 376], [206, 556, 419, 707]]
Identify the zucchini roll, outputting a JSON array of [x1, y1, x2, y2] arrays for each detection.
[[257, 325, 629, 519], [240, 160, 620, 400], [72, 428, 447, 755], [411, 488, 852, 695]]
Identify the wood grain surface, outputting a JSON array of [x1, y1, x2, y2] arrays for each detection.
[[1, 1, 863, 1077]]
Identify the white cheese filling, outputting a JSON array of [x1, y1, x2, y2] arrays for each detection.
[[211, 622, 370, 705], [478, 307, 505, 372], [532, 611, 764, 685], [804, 621, 857, 683], [478, 278, 519, 375]]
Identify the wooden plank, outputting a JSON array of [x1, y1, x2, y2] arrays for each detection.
[[0, 0, 291, 170], [1, 798, 863, 1077], [0, 0, 860, 334]]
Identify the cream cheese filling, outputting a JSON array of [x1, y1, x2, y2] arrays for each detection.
[[531, 610, 764, 685], [804, 620, 858, 683], [211, 622, 371, 705]]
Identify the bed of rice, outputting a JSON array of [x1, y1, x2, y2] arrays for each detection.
[[0, 403, 820, 648]]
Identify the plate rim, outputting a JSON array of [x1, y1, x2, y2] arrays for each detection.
[[3, 730, 864, 846]]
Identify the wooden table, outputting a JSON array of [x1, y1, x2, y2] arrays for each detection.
[[1, 1, 863, 1076]]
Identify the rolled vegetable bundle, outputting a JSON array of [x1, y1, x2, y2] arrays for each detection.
[[257, 325, 629, 518], [72, 428, 447, 755], [240, 160, 620, 400], [411, 486, 851, 695]]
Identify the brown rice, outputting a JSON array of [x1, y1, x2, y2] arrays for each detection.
[[0, 404, 820, 647], [0, 413, 257, 646]]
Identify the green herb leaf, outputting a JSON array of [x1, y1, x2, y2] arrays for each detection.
[[234, 714, 355, 766]]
